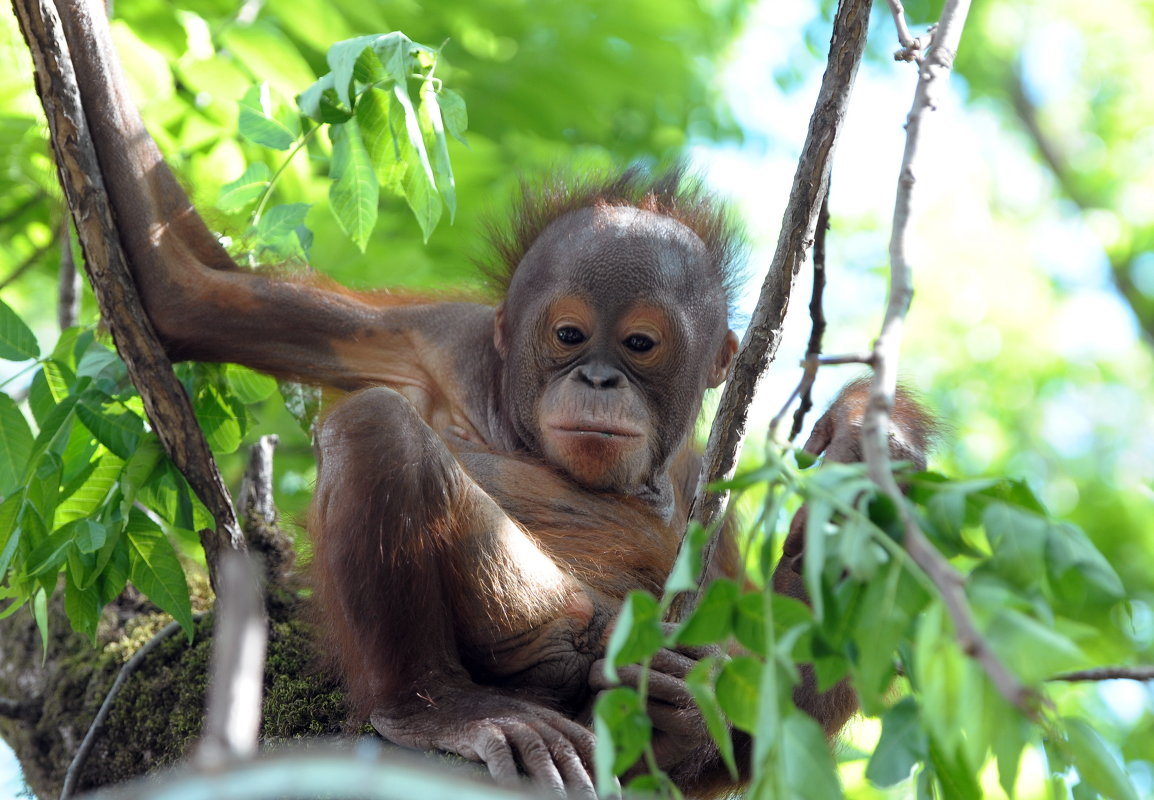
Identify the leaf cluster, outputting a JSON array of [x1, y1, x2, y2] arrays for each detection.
[[593, 446, 1139, 799]]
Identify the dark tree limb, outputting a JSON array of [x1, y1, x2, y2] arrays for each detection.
[[13, 0, 245, 591], [861, 0, 1037, 716], [669, 0, 872, 621]]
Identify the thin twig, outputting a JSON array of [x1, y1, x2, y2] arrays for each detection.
[[862, 0, 1036, 715], [60, 618, 198, 799], [816, 352, 874, 366], [1050, 666, 1154, 683], [668, 0, 873, 622], [787, 190, 831, 441]]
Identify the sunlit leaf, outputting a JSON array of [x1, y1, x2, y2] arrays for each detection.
[[685, 657, 737, 779], [0, 297, 39, 360], [438, 88, 468, 145], [593, 686, 650, 794], [603, 591, 662, 681], [716, 655, 760, 733], [783, 713, 844, 800], [329, 122, 379, 251], [0, 392, 33, 496], [125, 510, 193, 639], [218, 162, 271, 213], [238, 84, 298, 150], [866, 698, 927, 787]]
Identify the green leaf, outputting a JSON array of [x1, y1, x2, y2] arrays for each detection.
[[326, 36, 379, 108], [392, 85, 440, 241], [419, 83, 456, 220], [592, 686, 651, 792], [329, 122, 379, 251], [603, 591, 662, 681], [224, 364, 278, 404], [195, 385, 242, 454], [1064, 717, 1139, 800], [0, 494, 21, 577], [65, 577, 102, 644], [438, 88, 468, 145], [664, 521, 708, 596], [0, 297, 39, 360], [986, 607, 1086, 683], [125, 509, 193, 638], [673, 578, 738, 647], [685, 657, 737, 780], [733, 591, 768, 656], [25, 452, 63, 532], [928, 737, 981, 800], [76, 393, 144, 460], [716, 655, 761, 733], [57, 452, 124, 524], [783, 714, 844, 800], [298, 74, 352, 124], [238, 84, 299, 150], [278, 380, 321, 433], [866, 698, 927, 787], [983, 503, 1048, 588], [1045, 521, 1125, 603], [0, 392, 33, 496], [218, 162, 272, 213]]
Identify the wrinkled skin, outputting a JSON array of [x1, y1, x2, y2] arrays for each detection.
[[52, 1, 935, 795]]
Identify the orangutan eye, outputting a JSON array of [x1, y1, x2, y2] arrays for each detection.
[[556, 326, 586, 345], [623, 334, 655, 353]]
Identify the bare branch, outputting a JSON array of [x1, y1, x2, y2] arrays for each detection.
[[816, 352, 874, 366], [237, 435, 295, 585], [862, 0, 1037, 715], [1050, 666, 1154, 683], [787, 191, 831, 441], [14, 0, 245, 591], [198, 551, 268, 768], [668, 0, 872, 622]]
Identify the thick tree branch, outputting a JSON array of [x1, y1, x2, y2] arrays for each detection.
[[669, 0, 872, 621], [13, 0, 244, 591], [862, 0, 1037, 715]]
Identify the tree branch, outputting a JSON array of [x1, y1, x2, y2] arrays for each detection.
[[198, 551, 268, 769], [1050, 666, 1154, 683], [861, 0, 1037, 716], [13, 0, 245, 592], [669, 0, 872, 622]]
